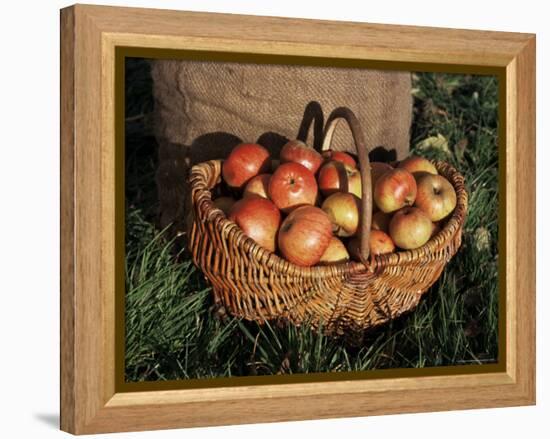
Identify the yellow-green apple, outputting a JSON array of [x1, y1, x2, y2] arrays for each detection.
[[389, 207, 432, 250], [222, 143, 271, 189], [412, 170, 432, 183], [213, 196, 236, 215], [374, 168, 417, 213], [414, 174, 457, 221], [268, 162, 318, 213], [317, 161, 362, 198], [322, 150, 357, 168], [280, 139, 324, 174], [321, 192, 361, 237], [277, 206, 332, 267], [318, 237, 350, 264], [371, 211, 391, 233], [243, 174, 271, 199], [398, 155, 438, 176], [228, 196, 281, 252]]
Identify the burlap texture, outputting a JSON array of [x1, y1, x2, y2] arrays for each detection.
[[151, 60, 412, 230]]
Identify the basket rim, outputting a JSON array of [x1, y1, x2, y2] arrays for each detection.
[[189, 159, 468, 278]]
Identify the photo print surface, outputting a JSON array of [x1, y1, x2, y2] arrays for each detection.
[[124, 56, 499, 383]]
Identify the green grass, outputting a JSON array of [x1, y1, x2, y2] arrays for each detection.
[[124, 59, 499, 381]]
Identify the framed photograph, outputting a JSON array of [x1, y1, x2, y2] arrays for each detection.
[[60, 4, 536, 434]]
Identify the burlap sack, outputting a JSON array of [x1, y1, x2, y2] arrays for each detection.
[[152, 60, 412, 231]]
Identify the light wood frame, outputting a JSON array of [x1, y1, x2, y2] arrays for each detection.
[[60, 4, 536, 434]]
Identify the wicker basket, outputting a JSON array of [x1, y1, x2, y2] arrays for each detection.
[[189, 107, 468, 336]]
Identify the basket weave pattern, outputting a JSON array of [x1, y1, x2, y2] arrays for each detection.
[[189, 159, 467, 335]]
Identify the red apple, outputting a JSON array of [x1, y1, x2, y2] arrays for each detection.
[[228, 196, 281, 252], [243, 174, 271, 199], [369, 162, 393, 211], [389, 207, 432, 250], [213, 196, 236, 215], [398, 155, 438, 176], [280, 139, 324, 174], [222, 143, 271, 189], [317, 161, 362, 198], [374, 168, 417, 213], [268, 162, 318, 213], [277, 206, 332, 267], [369, 230, 396, 256], [348, 231, 395, 259], [370, 162, 393, 188], [322, 150, 357, 168], [318, 237, 350, 264], [321, 192, 361, 237], [371, 211, 391, 233], [414, 174, 457, 221]]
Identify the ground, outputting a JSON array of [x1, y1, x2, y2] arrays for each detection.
[[124, 59, 499, 381]]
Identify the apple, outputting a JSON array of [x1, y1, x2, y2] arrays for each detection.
[[373, 168, 417, 213], [371, 211, 391, 233], [370, 162, 393, 187], [398, 155, 438, 176], [268, 162, 318, 213], [317, 161, 362, 198], [369, 230, 396, 256], [213, 196, 236, 215], [228, 196, 281, 252], [321, 192, 361, 237], [346, 231, 395, 259], [322, 150, 357, 168], [222, 143, 271, 189], [318, 237, 350, 264], [243, 173, 271, 199], [414, 174, 457, 221], [389, 207, 432, 250], [280, 139, 324, 174], [412, 170, 433, 183], [369, 162, 393, 209], [277, 206, 332, 267]]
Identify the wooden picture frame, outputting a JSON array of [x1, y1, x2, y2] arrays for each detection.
[[60, 4, 536, 434]]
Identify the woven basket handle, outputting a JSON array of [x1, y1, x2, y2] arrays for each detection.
[[296, 101, 324, 150], [321, 107, 372, 262]]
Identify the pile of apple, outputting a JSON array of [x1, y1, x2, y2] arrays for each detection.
[[213, 140, 457, 267]]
